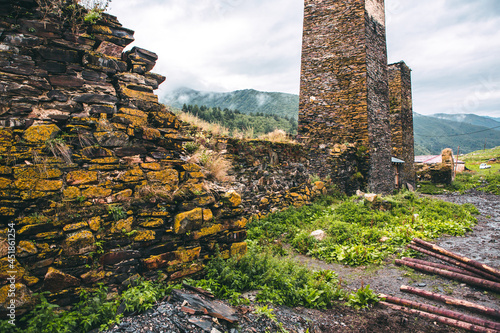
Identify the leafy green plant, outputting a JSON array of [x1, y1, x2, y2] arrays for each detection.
[[249, 191, 477, 266], [120, 278, 167, 313], [188, 242, 345, 309], [346, 285, 380, 309], [107, 205, 126, 221]]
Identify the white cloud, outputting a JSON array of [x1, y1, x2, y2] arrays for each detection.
[[109, 0, 500, 117]]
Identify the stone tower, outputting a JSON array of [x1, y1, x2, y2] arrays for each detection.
[[299, 0, 393, 194], [388, 61, 415, 188]]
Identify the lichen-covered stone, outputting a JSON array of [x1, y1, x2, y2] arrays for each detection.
[[140, 162, 161, 171], [119, 168, 144, 182], [16, 240, 38, 257], [146, 169, 178, 185], [23, 124, 60, 144], [133, 230, 156, 242], [88, 216, 102, 232], [230, 242, 247, 258], [111, 216, 134, 234], [66, 170, 98, 186], [63, 222, 88, 232], [192, 224, 225, 240], [62, 188, 81, 201], [139, 218, 164, 228], [170, 264, 203, 280], [62, 230, 96, 255], [174, 208, 213, 234], [35, 179, 63, 191], [82, 186, 112, 198], [223, 190, 241, 207]]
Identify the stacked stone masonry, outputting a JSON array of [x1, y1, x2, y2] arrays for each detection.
[[0, 1, 246, 314], [299, 0, 413, 193], [388, 61, 415, 188]]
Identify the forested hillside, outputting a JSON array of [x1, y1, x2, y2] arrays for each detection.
[[180, 104, 297, 136], [163, 88, 500, 155], [163, 88, 299, 119]]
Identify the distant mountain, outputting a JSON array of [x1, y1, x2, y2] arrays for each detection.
[[162, 88, 500, 155], [413, 113, 500, 155], [162, 88, 299, 120], [431, 113, 500, 129]]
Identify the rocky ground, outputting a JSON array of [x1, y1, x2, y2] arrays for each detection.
[[104, 192, 499, 333]]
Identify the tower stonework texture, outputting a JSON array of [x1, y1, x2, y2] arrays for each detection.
[[388, 61, 415, 187], [299, 0, 394, 194]]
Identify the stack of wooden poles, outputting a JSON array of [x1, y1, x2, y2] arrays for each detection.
[[379, 238, 500, 333]]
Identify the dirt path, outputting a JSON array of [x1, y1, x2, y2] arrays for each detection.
[[292, 192, 500, 320]]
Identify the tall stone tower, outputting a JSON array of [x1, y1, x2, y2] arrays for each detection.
[[388, 61, 415, 188], [299, 0, 394, 194]]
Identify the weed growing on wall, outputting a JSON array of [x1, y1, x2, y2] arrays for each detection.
[[249, 191, 478, 266]]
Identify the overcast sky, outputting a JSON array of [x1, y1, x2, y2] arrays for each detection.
[[109, 0, 500, 117]]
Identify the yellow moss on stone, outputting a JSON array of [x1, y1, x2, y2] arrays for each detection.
[[63, 186, 81, 199], [111, 216, 134, 234], [88, 216, 102, 232], [16, 240, 38, 257], [146, 169, 178, 185], [182, 163, 201, 172], [62, 230, 96, 255], [140, 162, 161, 171], [223, 190, 241, 207], [230, 242, 247, 259], [0, 283, 33, 309], [192, 224, 225, 240], [82, 186, 112, 198], [66, 170, 98, 186], [35, 231, 62, 240], [232, 217, 248, 229], [0, 178, 11, 189], [142, 127, 161, 140], [63, 222, 88, 232], [119, 168, 144, 182], [91, 157, 119, 164], [133, 230, 156, 242], [35, 180, 63, 191], [0, 207, 16, 216], [169, 264, 203, 280], [174, 247, 201, 263], [139, 218, 164, 228], [121, 87, 158, 102], [14, 178, 36, 190], [0, 166, 12, 175], [23, 124, 60, 144], [174, 208, 213, 234]]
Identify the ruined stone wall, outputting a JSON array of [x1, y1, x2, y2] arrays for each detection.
[[388, 61, 415, 187], [224, 138, 368, 215], [299, 0, 393, 193], [0, 1, 246, 313]]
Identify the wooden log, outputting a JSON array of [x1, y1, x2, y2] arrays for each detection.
[[413, 238, 500, 279], [400, 285, 500, 320], [380, 301, 499, 333], [395, 259, 500, 293], [379, 294, 500, 331], [408, 243, 500, 283], [401, 257, 483, 278]]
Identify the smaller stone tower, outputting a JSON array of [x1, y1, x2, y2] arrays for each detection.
[[388, 61, 415, 188]]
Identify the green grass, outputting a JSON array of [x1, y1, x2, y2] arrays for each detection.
[[248, 191, 478, 266]]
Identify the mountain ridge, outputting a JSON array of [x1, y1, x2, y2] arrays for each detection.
[[162, 87, 500, 155]]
